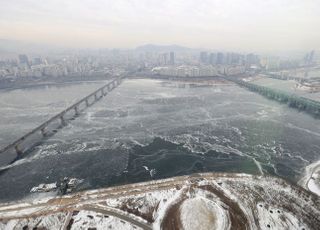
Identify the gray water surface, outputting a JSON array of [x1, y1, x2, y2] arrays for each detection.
[[0, 78, 319, 202]]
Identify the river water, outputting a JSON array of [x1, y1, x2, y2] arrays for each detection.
[[0, 81, 106, 149], [0, 78, 319, 202]]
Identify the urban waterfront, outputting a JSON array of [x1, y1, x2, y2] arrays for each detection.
[[1, 1, 320, 228], [0, 78, 319, 202]]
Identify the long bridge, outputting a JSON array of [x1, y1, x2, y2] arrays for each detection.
[[225, 76, 320, 117], [0, 76, 124, 166], [1, 73, 319, 166]]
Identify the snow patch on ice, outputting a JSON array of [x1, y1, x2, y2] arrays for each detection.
[[30, 183, 57, 193]]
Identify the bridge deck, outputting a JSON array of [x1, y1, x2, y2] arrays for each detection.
[[0, 77, 123, 158], [225, 76, 320, 116]]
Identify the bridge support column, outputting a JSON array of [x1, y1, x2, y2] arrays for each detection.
[[94, 93, 98, 101], [85, 99, 89, 107], [41, 127, 46, 137], [74, 106, 79, 116], [103, 87, 107, 96], [15, 145, 23, 155], [60, 116, 66, 126]]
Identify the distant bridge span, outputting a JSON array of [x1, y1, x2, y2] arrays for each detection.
[[224, 75, 320, 117], [0, 76, 124, 165]]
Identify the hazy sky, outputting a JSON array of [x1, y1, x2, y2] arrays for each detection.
[[0, 0, 319, 51]]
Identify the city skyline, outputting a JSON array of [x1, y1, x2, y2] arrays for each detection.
[[0, 0, 319, 51]]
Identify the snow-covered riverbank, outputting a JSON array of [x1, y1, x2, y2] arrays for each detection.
[[0, 173, 319, 229], [299, 160, 320, 196]]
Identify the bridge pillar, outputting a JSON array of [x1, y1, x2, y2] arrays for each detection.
[[74, 106, 80, 116], [103, 87, 108, 96], [40, 127, 46, 137], [85, 99, 89, 107], [15, 145, 23, 155], [94, 93, 98, 101], [100, 89, 104, 97], [60, 115, 66, 126]]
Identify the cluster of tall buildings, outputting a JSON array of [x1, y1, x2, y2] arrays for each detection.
[[199, 51, 260, 68], [17, 54, 48, 67], [0, 54, 121, 79], [259, 50, 317, 71], [157, 52, 175, 66], [0, 48, 317, 80], [140, 50, 261, 70], [304, 50, 315, 65]]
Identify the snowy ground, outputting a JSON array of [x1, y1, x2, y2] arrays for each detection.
[[307, 163, 320, 196], [299, 160, 320, 196], [308, 175, 320, 196], [179, 196, 230, 230], [0, 173, 319, 230]]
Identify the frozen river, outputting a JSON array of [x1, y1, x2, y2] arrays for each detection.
[[0, 81, 107, 149], [0, 78, 319, 202]]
